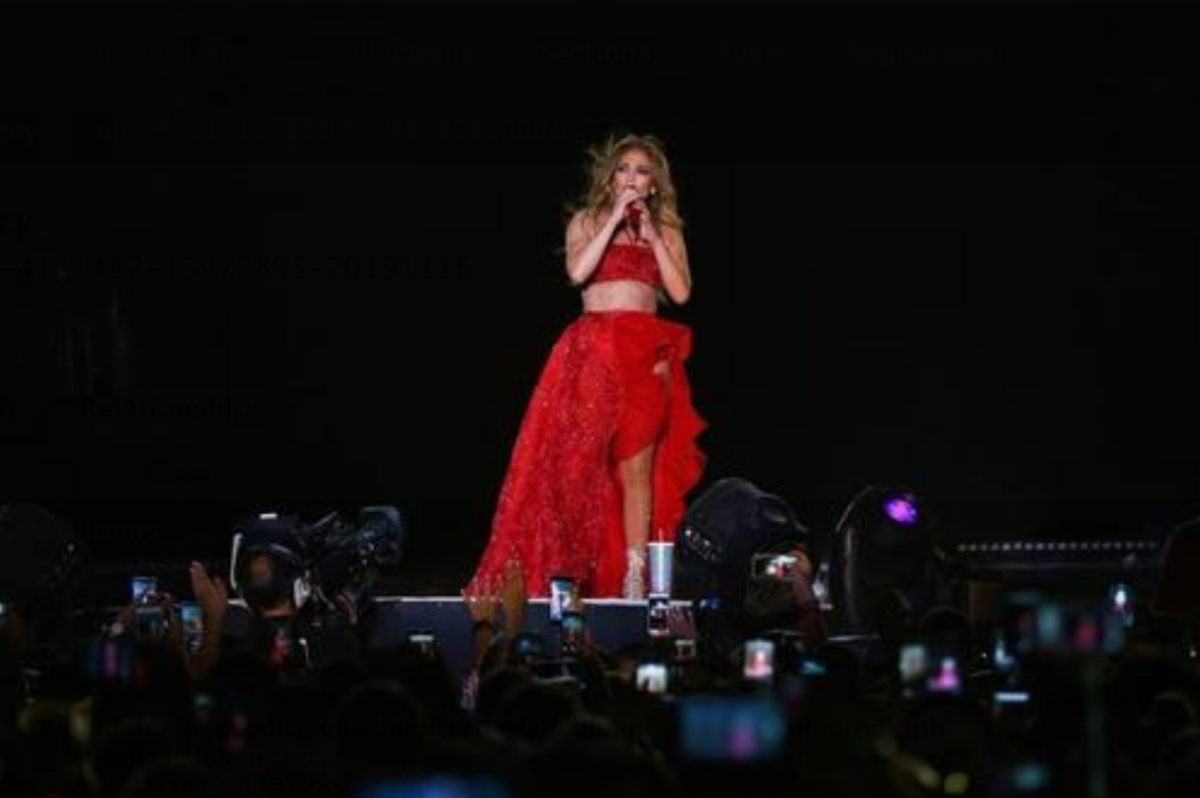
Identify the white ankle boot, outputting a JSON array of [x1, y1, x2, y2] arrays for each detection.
[[623, 548, 647, 600]]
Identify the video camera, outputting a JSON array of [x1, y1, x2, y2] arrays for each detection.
[[230, 506, 404, 622]]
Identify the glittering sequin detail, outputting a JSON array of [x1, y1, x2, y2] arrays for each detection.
[[466, 311, 706, 598], [589, 243, 662, 288]]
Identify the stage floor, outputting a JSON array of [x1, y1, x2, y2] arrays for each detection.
[[214, 595, 687, 681]]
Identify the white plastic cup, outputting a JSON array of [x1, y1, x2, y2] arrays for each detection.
[[648, 540, 674, 597]]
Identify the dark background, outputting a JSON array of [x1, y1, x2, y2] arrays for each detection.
[[3, 4, 1199, 587]]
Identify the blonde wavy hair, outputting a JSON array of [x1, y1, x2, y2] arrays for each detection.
[[571, 132, 684, 233]]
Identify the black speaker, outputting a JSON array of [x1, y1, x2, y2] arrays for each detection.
[[0, 504, 82, 602], [674, 477, 810, 604]]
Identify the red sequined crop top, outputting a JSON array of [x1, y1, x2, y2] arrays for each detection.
[[589, 243, 662, 288]]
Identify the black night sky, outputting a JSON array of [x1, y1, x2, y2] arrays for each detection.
[[3, 4, 1199, 587]]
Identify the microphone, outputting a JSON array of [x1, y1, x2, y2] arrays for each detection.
[[625, 203, 643, 238]]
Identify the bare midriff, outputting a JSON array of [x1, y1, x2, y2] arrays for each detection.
[[581, 280, 658, 313]]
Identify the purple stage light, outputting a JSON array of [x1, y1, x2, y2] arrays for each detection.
[[884, 495, 919, 525]]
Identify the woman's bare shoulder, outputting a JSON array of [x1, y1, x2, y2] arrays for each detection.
[[568, 208, 599, 233], [567, 209, 605, 246], [662, 222, 687, 248]]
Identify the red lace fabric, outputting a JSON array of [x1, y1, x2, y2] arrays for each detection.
[[589, 243, 662, 288], [466, 310, 706, 598]]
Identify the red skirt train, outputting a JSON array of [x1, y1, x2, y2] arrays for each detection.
[[466, 310, 707, 598]]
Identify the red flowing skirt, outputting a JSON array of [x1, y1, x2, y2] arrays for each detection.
[[466, 311, 707, 598]]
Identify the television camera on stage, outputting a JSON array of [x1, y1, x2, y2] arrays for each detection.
[[225, 505, 404, 671]]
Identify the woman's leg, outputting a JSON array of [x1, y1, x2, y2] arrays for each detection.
[[618, 358, 671, 599], [618, 443, 655, 599]]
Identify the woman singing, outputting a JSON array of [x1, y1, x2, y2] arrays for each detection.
[[466, 133, 707, 600]]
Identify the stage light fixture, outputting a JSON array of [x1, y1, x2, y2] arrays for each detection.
[[827, 485, 945, 636]]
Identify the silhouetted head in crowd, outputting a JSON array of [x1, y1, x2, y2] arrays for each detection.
[[1115, 645, 1200, 723], [120, 757, 224, 798], [93, 719, 184, 798], [517, 732, 682, 798], [1156, 729, 1200, 797], [476, 666, 532, 729], [1140, 691, 1199, 767], [239, 551, 298, 619], [3, 699, 94, 798], [334, 680, 426, 792], [364, 643, 470, 738], [919, 605, 974, 661], [492, 680, 582, 747], [894, 693, 999, 792], [242, 680, 340, 798]]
